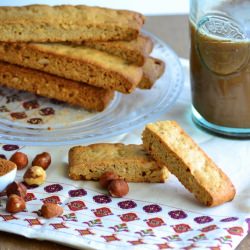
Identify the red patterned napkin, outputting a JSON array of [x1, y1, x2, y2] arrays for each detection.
[[0, 177, 248, 249]]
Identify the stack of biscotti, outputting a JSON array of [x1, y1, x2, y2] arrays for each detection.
[[0, 5, 165, 112]]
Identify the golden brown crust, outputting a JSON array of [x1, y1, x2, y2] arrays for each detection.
[[68, 143, 169, 183], [0, 42, 143, 93], [0, 61, 114, 111], [138, 57, 165, 89], [0, 5, 144, 42], [82, 35, 153, 66], [142, 120, 236, 207]]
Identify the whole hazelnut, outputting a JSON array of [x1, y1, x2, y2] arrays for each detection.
[[0, 154, 7, 160], [6, 181, 27, 198], [41, 203, 64, 219], [23, 166, 46, 186], [108, 179, 129, 198], [9, 152, 28, 170], [99, 171, 119, 189], [32, 152, 51, 170], [6, 194, 26, 213]]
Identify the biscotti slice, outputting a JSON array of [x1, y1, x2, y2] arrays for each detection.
[[0, 5, 144, 42], [142, 121, 236, 207], [82, 35, 153, 66], [0, 42, 143, 94], [138, 57, 165, 89], [0, 61, 114, 112], [68, 143, 169, 183]]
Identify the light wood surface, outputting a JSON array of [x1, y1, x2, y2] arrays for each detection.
[[0, 15, 248, 250]]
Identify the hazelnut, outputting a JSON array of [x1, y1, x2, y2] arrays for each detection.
[[9, 152, 28, 170], [32, 152, 51, 170], [0, 154, 7, 160], [99, 171, 119, 188], [41, 203, 64, 219], [23, 166, 46, 186], [108, 179, 129, 198], [6, 194, 26, 213], [6, 181, 27, 198]]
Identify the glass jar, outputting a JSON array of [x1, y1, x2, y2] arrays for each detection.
[[190, 0, 250, 137]]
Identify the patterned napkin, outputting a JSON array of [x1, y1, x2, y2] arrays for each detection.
[[0, 60, 249, 249]]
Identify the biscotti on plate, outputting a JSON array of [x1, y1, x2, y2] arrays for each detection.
[[0, 61, 114, 112], [142, 120, 236, 207], [82, 35, 153, 66], [0, 42, 143, 94], [0, 5, 144, 42], [139, 57, 165, 89], [68, 143, 169, 183], [0, 4, 166, 112]]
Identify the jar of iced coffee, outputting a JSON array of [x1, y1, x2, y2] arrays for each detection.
[[190, 0, 250, 137]]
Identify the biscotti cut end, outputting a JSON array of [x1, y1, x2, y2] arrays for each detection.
[[138, 57, 165, 89], [142, 120, 236, 207], [0, 5, 145, 42], [68, 143, 169, 183]]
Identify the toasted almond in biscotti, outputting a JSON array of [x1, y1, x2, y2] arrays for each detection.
[[0, 61, 114, 112], [82, 35, 153, 66], [0, 5, 144, 42], [68, 143, 169, 183], [0, 42, 143, 94], [142, 120, 236, 207], [138, 57, 165, 89]]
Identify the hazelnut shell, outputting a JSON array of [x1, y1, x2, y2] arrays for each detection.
[[41, 203, 64, 219], [99, 171, 119, 188], [9, 152, 28, 170], [23, 166, 46, 186], [6, 194, 26, 213], [6, 181, 27, 198], [108, 179, 129, 198], [32, 152, 51, 170]]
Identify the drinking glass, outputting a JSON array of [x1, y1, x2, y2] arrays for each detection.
[[190, 0, 250, 137]]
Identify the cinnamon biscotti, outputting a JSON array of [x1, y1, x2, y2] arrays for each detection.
[[142, 121, 236, 207], [0, 42, 143, 93], [139, 57, 165, 89], [82, 35, 153, 66], [0, 61, 114, 112], [68, 143, 169, 183], [0, 5, 144, 42]]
